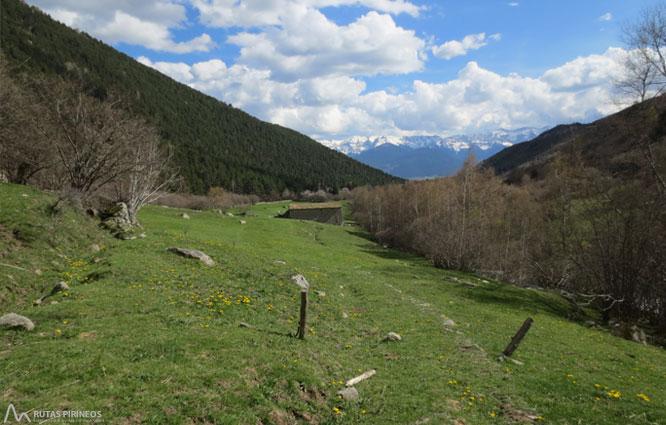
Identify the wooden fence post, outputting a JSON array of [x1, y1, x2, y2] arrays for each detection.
[[498, 317, 533, 361], [292, 275, 310, 339]]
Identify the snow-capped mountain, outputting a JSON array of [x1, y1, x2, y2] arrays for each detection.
[[319, 127, 548, 155], [319, 127, 548, 179]]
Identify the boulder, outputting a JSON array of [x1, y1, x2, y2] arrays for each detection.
[[181, 213, 190, 219], [167, 248, 215, 266], [385, 332, 402, 341], [336, 387, 359, 401], [442, 318, 456, 327], [101, 202, 133, 239], [0, 313, 34, 331]]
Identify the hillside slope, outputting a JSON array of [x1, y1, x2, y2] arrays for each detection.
[[0, 0, 400, 194], [483, 94, 666, 180], [0, 183, 113, 306], [1, 183, 665, 424]]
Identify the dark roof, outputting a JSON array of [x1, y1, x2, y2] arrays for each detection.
[[289, 202, 342, 210]]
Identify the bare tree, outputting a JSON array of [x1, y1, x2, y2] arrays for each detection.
[[114, 120, 181, 225], [52, 85, 138, 196], [0, 54, 57, 185], [618, 4, 666, 103]]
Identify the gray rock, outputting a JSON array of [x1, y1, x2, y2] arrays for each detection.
[[101, 202, 133, 239], [292, 274, 310, 291], [385, 332, 402, 341], [0, 313, 34, 331], [336, 387, 358, 401], [442, 317, 456, 327], [106, 202, 130, 222], [53, 281, 70, 293], [167, 248, 215, 266], [239, 220, 247, 224], [275, 260, 286, 265], [181, 213, 190, 219], [225, 212, 234, 217]]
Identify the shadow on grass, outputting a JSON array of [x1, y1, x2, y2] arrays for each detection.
[[462, 281, 577, 321], [344, 227, 578, 322], [239, 323, 294, 338]]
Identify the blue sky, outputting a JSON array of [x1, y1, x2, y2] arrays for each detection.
[[26, 0, 661, 141]]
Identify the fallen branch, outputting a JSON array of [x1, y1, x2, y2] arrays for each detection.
[[346, 369, 376, 387], [0, 263, 30, 272]]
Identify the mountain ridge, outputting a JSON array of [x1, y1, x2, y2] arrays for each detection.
[[320, 127, 547, 179], [0, 0, 401, 194], [482, 93, 666, 181]]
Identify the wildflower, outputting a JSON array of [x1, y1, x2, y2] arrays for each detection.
[[636, 393, 650, 402], [56, 329, 61, 334], [490, 413, 496, 417]]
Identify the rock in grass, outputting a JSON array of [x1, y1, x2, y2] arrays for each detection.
[[0, 313, 34, 331], [181, 213, 190, 219], [167, 248, 215, 266], [385, 332, 402, 341], [442, 318, 456, 327], [239, 220, 247, 225], [52, 281, 70, 294], [336, 387, 359, 400]]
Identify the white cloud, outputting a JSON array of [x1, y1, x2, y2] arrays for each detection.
[[138, 47, 626, 140], [191, 0, 423, 28], [137, 57, 195, 82], [508, 2, 519, 6], [599, 12, 613, 22], [28, 0, 215, 53], [97, 11, 215, 53], [228, 8, 425, 81], [432, 33, 500, 60], [540, 47, 625, 90]]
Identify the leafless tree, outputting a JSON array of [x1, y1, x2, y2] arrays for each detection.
[[51, 85, 138, 196], [618, 4, 666, 103], [114, 121, 181, 225], [0, 54, 57, 184]]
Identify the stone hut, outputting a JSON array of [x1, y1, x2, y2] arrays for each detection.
[[280, 202, 343, 225]]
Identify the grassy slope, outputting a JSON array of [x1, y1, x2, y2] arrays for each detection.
[[1, 183, 665, 424]]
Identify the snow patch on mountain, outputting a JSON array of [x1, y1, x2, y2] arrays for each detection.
[[319, 127, 548, 155]]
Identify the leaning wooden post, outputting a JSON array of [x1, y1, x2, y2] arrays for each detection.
[[292, 275, 310, 339], [498, 317, 533, 361]]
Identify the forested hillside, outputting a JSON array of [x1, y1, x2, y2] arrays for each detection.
[[0, 0, 400, 195], [483, 94, 666, 182]]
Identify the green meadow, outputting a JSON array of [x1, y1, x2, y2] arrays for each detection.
[[1, 182, 665, 424]]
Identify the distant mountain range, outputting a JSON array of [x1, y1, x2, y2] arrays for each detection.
[[320, 128, 547, 179]]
